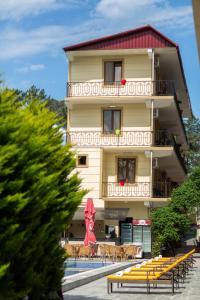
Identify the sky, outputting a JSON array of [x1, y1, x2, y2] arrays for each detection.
[[0, 0, 199, 117]]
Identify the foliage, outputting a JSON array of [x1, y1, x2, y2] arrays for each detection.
[[0, 88, 85, 299], [184, 117, 200, 171], [16, 85, 67, 127], [151, 206, 190, 250], [151, 166, 200, 255], [151, 238, 162, 257], [171, 167, 200, 214]]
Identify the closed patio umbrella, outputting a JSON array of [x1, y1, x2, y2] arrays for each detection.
[[84, 198, 96, 246]]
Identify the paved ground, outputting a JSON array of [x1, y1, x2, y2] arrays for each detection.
[[63, 257, 200, 300]]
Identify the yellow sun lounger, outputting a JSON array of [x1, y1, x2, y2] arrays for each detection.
[[107, 249, 195, 295]]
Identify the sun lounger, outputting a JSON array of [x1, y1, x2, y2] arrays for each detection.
[[107, 249, 195, 295]]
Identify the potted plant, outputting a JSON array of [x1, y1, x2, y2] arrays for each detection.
[[115, 128, 121, 136], [121, 79, 126, 85], [119, 180, 125, 186]]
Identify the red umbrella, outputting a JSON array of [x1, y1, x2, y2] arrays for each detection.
[[84, 198, 96, 246]]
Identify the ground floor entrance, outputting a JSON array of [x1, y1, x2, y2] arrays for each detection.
[[65, 201, 157, 257]]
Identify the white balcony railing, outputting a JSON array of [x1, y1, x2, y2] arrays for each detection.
[[102, 182, 151, 198], [67, 80, 175, 98], [67, 131, 152, 147], [102, 181, 174, 198]]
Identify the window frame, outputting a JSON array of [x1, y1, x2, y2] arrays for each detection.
[[117, 157, 136, 183], [102, 109, 121, 134], [77, 154, 88, 168], [103, 60, 123, 85]]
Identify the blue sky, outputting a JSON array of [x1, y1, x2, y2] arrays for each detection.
[[0, 0, 199, 117]]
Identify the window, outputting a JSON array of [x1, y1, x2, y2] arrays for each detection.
[[118, 158, 136, 183], [104, 61, 122, 84], [103, 110, 121, 133], [77, 155, 88, 167]]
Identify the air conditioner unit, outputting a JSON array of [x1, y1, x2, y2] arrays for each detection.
[[152, 158, 159, 169], [154, 56, 160, 68], [153, 108, 159, 118]]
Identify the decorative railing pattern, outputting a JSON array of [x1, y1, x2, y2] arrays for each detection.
[[153, 181, 176, 198], [67, 80, 174, 98], [102, 181, 174, 198], [67, 131, 152, 147], [154, 130, 173, 146], [67, 129, 186, 170], [102, 182, 151, 198]]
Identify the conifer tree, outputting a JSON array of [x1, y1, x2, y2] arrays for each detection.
[[0, 88, 85, 299]]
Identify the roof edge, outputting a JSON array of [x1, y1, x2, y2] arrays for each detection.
[[63, 25, 177, 52]]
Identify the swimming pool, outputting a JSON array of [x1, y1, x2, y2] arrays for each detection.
[[64, 260, 113, 277]]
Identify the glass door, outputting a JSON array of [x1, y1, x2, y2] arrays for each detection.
[[132, 225, 143, 243], [142, 226, 151, 253]]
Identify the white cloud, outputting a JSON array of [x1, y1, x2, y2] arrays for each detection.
[[0, 1, 194, 61], [17, 64, 46, 73], [0, 25, 68, 60], [95, 0, 193, 30], [0, 0, 81, 20], [30, 64, 46, 71]]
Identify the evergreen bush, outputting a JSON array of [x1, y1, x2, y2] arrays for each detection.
[[0, 88, 85, 299]]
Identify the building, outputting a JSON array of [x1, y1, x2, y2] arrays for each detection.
[[63, 25, 192, 255], [192, 0, 200, 60]]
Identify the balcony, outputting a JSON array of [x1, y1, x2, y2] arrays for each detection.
[[102, 181, 175, 198], [67, 131, 152, 147], [67, 80, 174, 98], [67, 129, 179, 147]]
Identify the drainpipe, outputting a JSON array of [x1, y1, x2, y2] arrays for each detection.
[[151, 99, 154, 138], [150, 150, 153, 198], [152, 49, 155, 81]]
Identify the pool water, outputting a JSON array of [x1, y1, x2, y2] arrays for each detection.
[[64, 260, 113, 277]]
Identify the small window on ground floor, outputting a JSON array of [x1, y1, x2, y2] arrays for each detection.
[[77, 155, 88, 167]]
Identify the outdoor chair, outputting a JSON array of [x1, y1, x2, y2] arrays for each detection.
[[104, 244, 116, 261], [99, 244, 107, 261], [122, 245, 138, 260], [114, 246, 125, 261], [78, 245, 92, 258], [64, 244, 77, 258], [90, 243, 99, 257]]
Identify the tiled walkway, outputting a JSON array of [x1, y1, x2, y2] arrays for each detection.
[[64, 257, 200, 300]]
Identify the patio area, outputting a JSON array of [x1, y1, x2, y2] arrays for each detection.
[[63, 254, 200, 300]]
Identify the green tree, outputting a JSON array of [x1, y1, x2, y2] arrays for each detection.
[[151, 167, 200, 256], [0, 88, 85, 299], [16, 85, 67, 127], [184, 117, 200, 171], [171, 167, 200, 214], [151, 206, 190, 256]]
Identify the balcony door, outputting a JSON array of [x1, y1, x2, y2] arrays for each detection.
[[104, 61, 122, 84], [118, 158, 136, 183], [103, 109, 121, 133]]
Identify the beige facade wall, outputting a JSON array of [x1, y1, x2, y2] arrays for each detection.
[[69, 103, 151, 132], [70, 54, 151, 82], [124, 55, 151, 81], [75, 148, 104, 208], [105, 201, 149, 220], [103, 152, 150, 183]]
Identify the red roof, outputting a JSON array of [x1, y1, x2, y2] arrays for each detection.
[[63, 25, 177, 52]]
